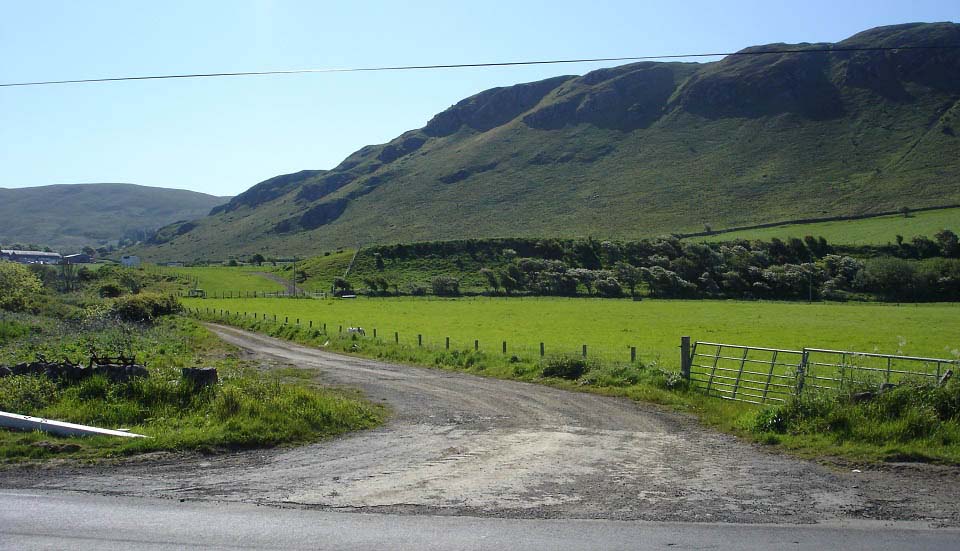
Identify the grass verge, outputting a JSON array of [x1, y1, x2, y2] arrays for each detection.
[[0, 316, 384, 462]]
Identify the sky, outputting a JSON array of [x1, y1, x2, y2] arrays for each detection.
[[1, 1, 957, 197]]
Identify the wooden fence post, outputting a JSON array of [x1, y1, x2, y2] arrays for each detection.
[[446, 337, 450, 350], [474, 339, 479, 351], [373, 328, 377, 338], [540, 342, 545, 357], [418, 334, 422, 347], [680, 336, 691, 380], [395, 331, 399, 343], [582, 345, 587, 358], [502, 341, 507, 355], [631, 347, 637, 363]]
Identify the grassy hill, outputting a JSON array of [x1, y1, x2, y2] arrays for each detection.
[[0, 183, 228, 251], [135, 23, 960, 262]]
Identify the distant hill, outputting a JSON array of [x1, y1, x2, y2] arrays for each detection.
[[136, 22, 960, 261], [0, 183, 229, 251]]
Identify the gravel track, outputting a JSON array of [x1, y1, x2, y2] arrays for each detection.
[[2, 324, 958, 525]]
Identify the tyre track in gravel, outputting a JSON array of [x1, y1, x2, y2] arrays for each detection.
[[2, 324, 959, 525]]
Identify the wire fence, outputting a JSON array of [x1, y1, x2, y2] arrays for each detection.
[[187, 307, 651, 366], [178, 290, 326, 299], [186, 307, 959, 407]]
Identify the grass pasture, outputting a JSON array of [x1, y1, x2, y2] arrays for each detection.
[[153, 265, 285, 295], [693, 207, 959, 246], [183, 297, 960, 367]]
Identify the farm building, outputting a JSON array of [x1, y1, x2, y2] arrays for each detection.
[[0, 249, 63, 265], [121, 255, 141, 267], [63, 253, 92, 264]]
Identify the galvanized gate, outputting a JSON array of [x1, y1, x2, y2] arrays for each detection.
[[688, 340, 957, 405], [688, 342, 804, 405]]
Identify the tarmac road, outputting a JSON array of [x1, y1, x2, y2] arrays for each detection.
[[1, 324, 959, 527], [3, 490, 959, 551]]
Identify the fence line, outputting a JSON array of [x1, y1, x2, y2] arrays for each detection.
[[187, 307, 649, 365], [186, 308, 960, 407], [178, 290, 326, 299]]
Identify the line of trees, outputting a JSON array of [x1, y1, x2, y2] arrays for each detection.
[[470, 232, 959, 301], [360, 231, 959, 302]]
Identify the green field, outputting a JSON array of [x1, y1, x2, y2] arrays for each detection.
[[184, 297, 960, 366], [155, 265, 285, 295], [693, 207, 960, 246]]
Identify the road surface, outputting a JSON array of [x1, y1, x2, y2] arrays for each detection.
[[2, 490, 958, 550]]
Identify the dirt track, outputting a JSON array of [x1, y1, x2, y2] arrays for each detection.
[[2, 324, 959, 525]]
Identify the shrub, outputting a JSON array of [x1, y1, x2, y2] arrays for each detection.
[[408, 283, 428, 296], [431, 276, 461, 297], [0, 262, 44, 312], [541, 355, 590, 380], [99, 282, 123, 298], [0, 320, 31, 343], [753, 407, 786, 433], [110, 293, 182, 323], [595, 277, 623, 298], [0, 375, 59, 413]]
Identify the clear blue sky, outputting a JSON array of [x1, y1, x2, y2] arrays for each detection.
[[1, 1, 957, 197]]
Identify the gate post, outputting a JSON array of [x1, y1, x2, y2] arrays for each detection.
[[796, 349, 810, 396], [680, 336, 691, 380]]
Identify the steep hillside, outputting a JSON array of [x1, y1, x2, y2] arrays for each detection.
[[137, 22, 960, 261], [0, 183, 228, 250]]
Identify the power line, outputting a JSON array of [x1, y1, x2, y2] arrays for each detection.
[[2, 45, 958, 88]]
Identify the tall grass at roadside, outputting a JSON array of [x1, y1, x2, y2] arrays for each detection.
[[0, 316, 383, 461]]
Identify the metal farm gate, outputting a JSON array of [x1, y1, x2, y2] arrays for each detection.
[[687, 341, 957, 405]]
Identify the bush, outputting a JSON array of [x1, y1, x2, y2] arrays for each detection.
[[541, 355, 590, 380], [595, 277, 623, 298], [408, 283, 428, 296], [0, 375, 59, 412], [111, 293, 182, 323], [753, 407, 787, 433], [99, 282, 123, 298], [0, 262, 44, 312], [0, 320, 31, 343], [431, 276, 461, 297]]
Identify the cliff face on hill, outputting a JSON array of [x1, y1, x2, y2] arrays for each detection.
[[136, 23, 960, 261]]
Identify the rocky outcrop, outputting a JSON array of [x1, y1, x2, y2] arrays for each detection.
[[425, 76, 573, 137]]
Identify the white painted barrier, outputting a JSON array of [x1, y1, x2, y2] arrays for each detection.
[[0, 411, 147, 438]]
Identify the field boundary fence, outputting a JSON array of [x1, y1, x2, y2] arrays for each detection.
[[183, 308, 959, 407], [186, 307, 649, 366], [178, 290, 327, 299], [686, 340, 958, 405]]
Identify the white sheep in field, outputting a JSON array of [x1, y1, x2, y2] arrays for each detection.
[[347, 327, 366, 336]]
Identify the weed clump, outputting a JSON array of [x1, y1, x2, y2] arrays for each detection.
[[750, 379, 960, 454], [434, 349, 486, 369], [541, 355, 592, 380]]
